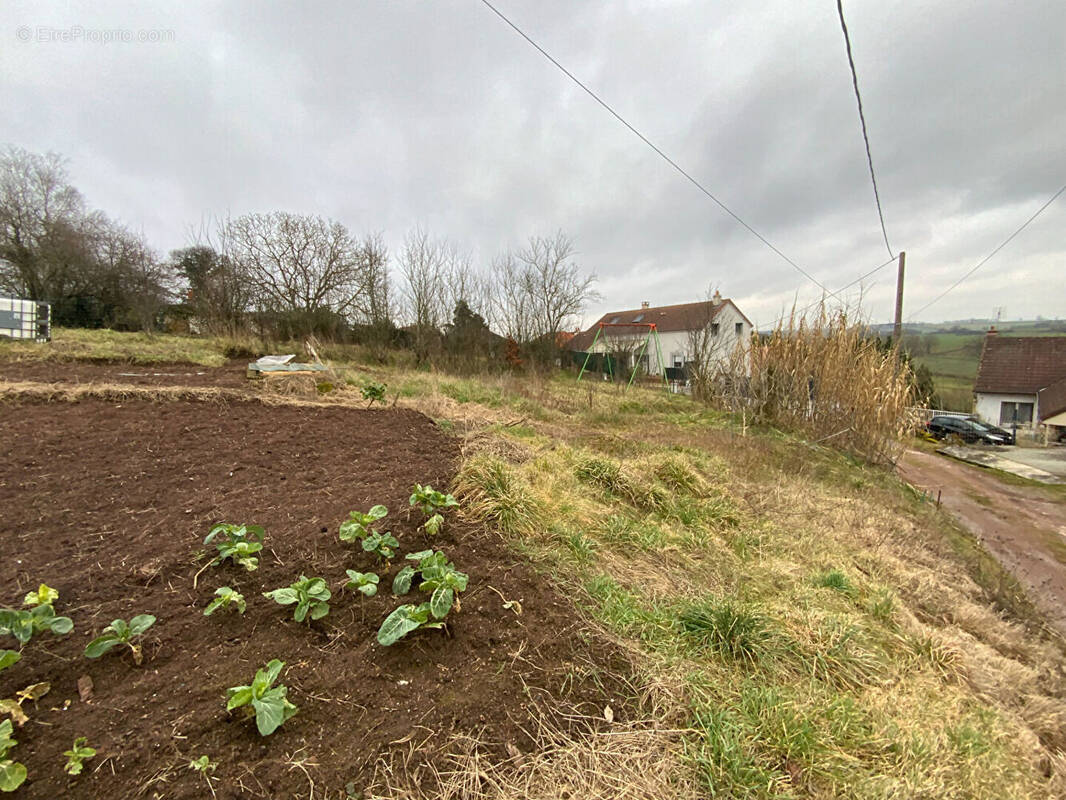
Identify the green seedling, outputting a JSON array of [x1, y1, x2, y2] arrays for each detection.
[[188, 754, 218, 796], [0, 719, 26, 792], [0, 604, 73, 645], [84, 615, 156, 665], [338, 505, 387, 543], [0, 652, 18, 674], [361, 531, 399, 561], [204, 586, 246, 616], [264, 576, 330, 622], [226, 659, 297, 736], [205, 523, 264, 571], [62, 737, 95, 776], [22, 584, 58, 608], [361, 381, 387, 406], [423, 513, 444, 536], [344, 571, 379, 597], [409, 484, 459, 517], [376, 602, 445, 646], [392, 549, 467, 618]]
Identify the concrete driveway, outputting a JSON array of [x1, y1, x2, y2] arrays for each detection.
[[998, 444, 1066, 477]]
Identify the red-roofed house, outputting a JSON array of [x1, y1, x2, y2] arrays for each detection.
[[566, 293, 752, 377], [974, 330, 1066, 437]]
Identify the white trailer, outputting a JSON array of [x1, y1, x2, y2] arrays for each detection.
[[0, 296, 51, 341]]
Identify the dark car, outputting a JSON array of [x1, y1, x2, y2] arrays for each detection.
[[966, 417, 1014, 443], [926, 416, 1008, 445]]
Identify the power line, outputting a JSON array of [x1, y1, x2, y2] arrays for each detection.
[[477, 0, 834, 296], [836, 0, 893, 258], [766, 254, 897, 330], [906, 184, 1065, 321]]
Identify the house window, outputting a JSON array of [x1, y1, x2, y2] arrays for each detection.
[[710, 322, 720, 336], [633, 314, 644, 323], [672, 353, 684, 368], [999, 401, 1034, 425], [735, 322, 743, 336]]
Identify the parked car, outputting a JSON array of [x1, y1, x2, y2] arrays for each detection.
[[966, 417, 1014, 443], [926, 416, 1008, 445]]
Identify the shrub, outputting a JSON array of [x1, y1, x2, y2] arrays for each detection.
[[361, 381, 387, 406]]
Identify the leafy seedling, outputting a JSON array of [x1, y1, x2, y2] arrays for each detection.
[[392, 549, 467, 618], [344, 571, 379, 597], [409, 484, 459, 517], [22, 584, 58, 609], [63, 737, 95, 776], [226, 659, 297, 736], [0, 604, 73, 645], [361, 381, 387, 406], [0, 652, 18, 675], [377, 602, 445, 646], [0, 719, 26, 792], [338, 505, 387, 543], [362, 532, 399, 561], [0, 681, 49, 727], [264, 576, 330, 622], [205, 523, 264, 571], [204, 586, 246, 616], [189, 755, 218, 797], [84, 615, 156, 665]]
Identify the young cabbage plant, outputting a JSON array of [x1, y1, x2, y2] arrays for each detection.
[[392, 549, 468, 618], [204, 586, 246, 616], [188, 754, 218, 797], [84, 615, 156, 665], [338, 505, 387, 543], [0, 604, 73, 646], [409, 484, 459, 517], [226, 659, 297, 736], [376, 602, 445, 646], [0, 652, 19, 675], [205, 523, 264, 571], [0, 719, 26, 792], [22, 584, 58, 609], [361, 381, 387, 406], [361, 531, 399, 562], [263, 576, 330, 622], [344, 571, 379, 597], [62, 737, 95, 776]]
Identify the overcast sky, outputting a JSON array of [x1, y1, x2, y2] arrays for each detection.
[[2, 0, 1063, 328]]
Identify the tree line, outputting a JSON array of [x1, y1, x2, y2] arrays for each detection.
[[0, 146, 598, 367]]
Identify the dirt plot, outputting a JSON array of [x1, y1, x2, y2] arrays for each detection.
[[0, 398, 625, 799], [0, 358, 249, 387]]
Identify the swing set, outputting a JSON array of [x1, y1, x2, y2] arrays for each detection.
[[576, 322, 668, 390]]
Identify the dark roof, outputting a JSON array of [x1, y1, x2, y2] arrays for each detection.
[[567, 299, 751, 351], [974, 334, 1066, 394], [1038, 375, 1066, 420]]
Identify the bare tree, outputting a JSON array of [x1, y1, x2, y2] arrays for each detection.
[[685, 287, 745, 402], [0, 146, 93, 305], [398, 228, 449, 364], [490, 250, 538, 345], [518, 232, 597, 347], [222, 212, 365, 328]]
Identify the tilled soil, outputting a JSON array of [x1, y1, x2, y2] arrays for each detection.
[[0, 397, 626, 799], [0, 359, 249, 387]]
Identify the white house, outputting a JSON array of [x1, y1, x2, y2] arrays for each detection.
[[973, 330, 1066, 439], [567, 293, 753, 378]]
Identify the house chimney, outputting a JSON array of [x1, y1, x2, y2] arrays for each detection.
[[641, 301, 650, 309], [712, 289, 722, 303]]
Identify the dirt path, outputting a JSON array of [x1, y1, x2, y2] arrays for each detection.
[[899, 449, 1066, 635]]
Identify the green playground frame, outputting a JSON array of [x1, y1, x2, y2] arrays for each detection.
[[576, 322, 668, 390]]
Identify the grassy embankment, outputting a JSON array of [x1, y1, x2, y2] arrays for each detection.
[[3, 328, 1066, 798]]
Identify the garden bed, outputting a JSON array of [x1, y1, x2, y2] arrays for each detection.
[[0, 397, 624, 799]]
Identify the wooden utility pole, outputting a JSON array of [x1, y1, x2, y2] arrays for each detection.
[[892, 250, 906, 344]]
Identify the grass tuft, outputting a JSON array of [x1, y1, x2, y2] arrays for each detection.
[[679, 600, 770, 665]]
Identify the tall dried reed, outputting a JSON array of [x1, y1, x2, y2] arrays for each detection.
[[715, 305, 916, 464]]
